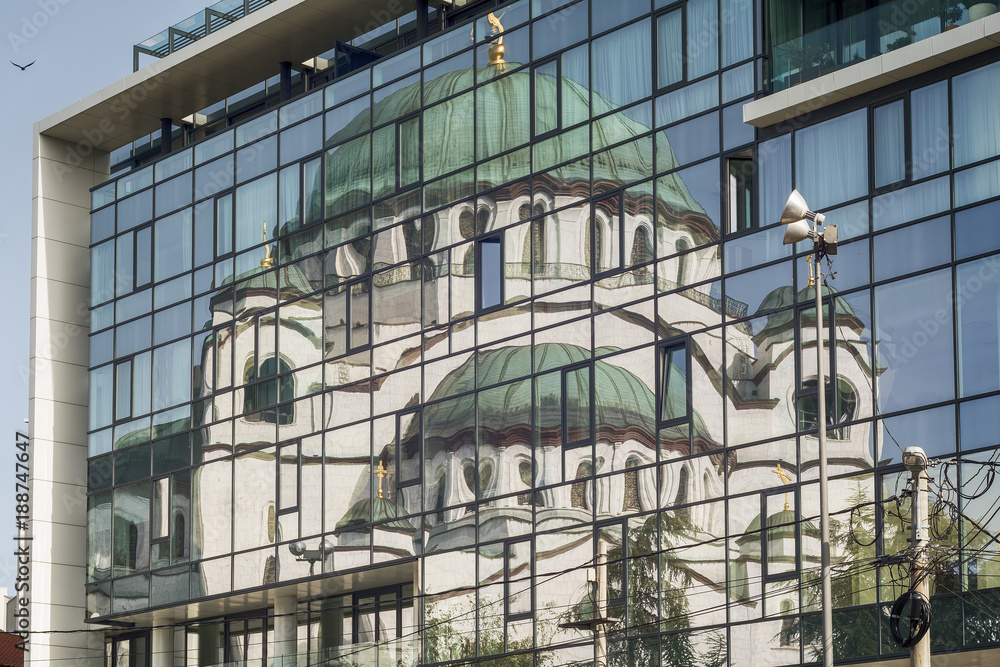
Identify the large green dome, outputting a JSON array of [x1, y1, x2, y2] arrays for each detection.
[[414, 343, 657, 456], [324, 63, 709, 221]]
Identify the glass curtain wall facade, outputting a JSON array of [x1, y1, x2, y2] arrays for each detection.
[[85, 0, 1000, 664]]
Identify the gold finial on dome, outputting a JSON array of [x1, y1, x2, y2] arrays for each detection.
[[486, 11, 506, 68], [771, 462, 792, 511], [260, 221, 275, 268]]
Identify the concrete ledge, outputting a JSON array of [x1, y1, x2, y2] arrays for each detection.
[[36, 0, 418, 152], [744, 18, 1000, 127]]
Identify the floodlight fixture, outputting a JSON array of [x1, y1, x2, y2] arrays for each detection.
[[782, 219, 811, 246], [780, 189, 826, 226]]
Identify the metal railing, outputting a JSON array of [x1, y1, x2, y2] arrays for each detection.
[[768, 0, 986, 92], [133, 0, 277, 71]]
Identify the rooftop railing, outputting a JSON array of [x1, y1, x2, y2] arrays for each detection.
[[768, 0, 995, 92], [133, 0, 277, 72]]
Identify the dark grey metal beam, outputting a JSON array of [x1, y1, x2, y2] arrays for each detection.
[[160, 118, 173, 155]]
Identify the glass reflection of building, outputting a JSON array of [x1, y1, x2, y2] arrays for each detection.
[[27, 0, 1000, 665]]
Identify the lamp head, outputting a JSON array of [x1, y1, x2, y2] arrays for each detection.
[[780, 190, 826, 226], [902, 446, 928, 474], [782, 219, 811, 246], [289, 541, 307, 557]]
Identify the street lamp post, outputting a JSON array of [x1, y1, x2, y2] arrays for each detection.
[[780, 190, 838, 667]]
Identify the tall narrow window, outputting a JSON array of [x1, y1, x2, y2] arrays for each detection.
[[506, 540, 533, 620], [727, 151, 754, 232], [534, 59, 559, 137], [656, 8, 684, 89], [593, 194, 623, 276], [478, 235, 503, 310], [660, 341, 689, 424], [874, 100, 905, 188]]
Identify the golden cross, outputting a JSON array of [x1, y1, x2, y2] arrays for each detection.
[[771, 462, 792, 511], [374, 462, 388, 499], [260, 220, 274, 268], [487, 11, 505, 42]]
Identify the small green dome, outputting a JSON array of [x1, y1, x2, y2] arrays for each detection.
[[737, 509, 820, 545], [752, 284, 859, 342]]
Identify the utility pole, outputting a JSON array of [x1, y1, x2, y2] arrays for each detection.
[[903, 446, 930, 667], [596, 540, 607, 667]]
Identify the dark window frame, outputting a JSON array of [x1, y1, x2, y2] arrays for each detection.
[[476, 232, 505, 312], [658, 338, 691, 428]]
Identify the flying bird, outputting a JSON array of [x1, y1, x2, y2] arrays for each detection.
[[10, 60, 35, 71]]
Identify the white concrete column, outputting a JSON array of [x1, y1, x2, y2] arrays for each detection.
[[28, 133, 108, 667], [151, 622, 174, 667], [273, 594, 298, 666]]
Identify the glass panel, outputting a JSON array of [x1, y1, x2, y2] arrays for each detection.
[[593, 19, 651, 110], [325, 135, 371, 217], [687, 0, 719, 78], [721, 0, 753, 66], [657, 9, 683, 89], [565, 366, 590, 444], [154, 208, 193, 283], [723, 62, 754, 102], [115, 360, 132, 421], [911, 81, 949, 179], [115, 231, 134, 297], [236, 134, 277, 183], [656, 76, 718, 127], [154, 172, 193, 217], [477, 75, 530, 161], [535, 60, 559, 136], [758, 134, 791, 227], [875, 269, 955, 413], [236, 174, 277, 253], [872, 176, 949, 231], [136, 226, 152, 287], [953, 61, 1000, 168], [153, 338, 192, 411], [661, 343, 687, 422], [90, 365, 113, 430], [399, 116, 420, 188], [875, 101, 905, 187], [872, 215, 950, 281], [280, 116, 322, 165], [152, 477, 169, 540], [117, 189, 154, 233], [958, 256, 1000, 397], [955, 159, 1000, 207], [92, 240, 115, 306], [480, 237, 503, 309], [534, 1, 587, 59], [795, 110, 867, 210], [956, 199, 1000, 260]]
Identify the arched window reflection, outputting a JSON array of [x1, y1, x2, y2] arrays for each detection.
[[675, 238, 690, 285], [798, 378, 857, 439], [630, 226, 653, 269], [571, 460, 593, 509], [623, 457, 641, 511], [244, 357, 294, 424]]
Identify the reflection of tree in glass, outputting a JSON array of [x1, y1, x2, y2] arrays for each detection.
[[423, 596, 554, 667], [565, 513, 726, 667], [791, 481, 1000, 661]]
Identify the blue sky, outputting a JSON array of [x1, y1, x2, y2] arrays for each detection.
[[0, 0, 211, 595]]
